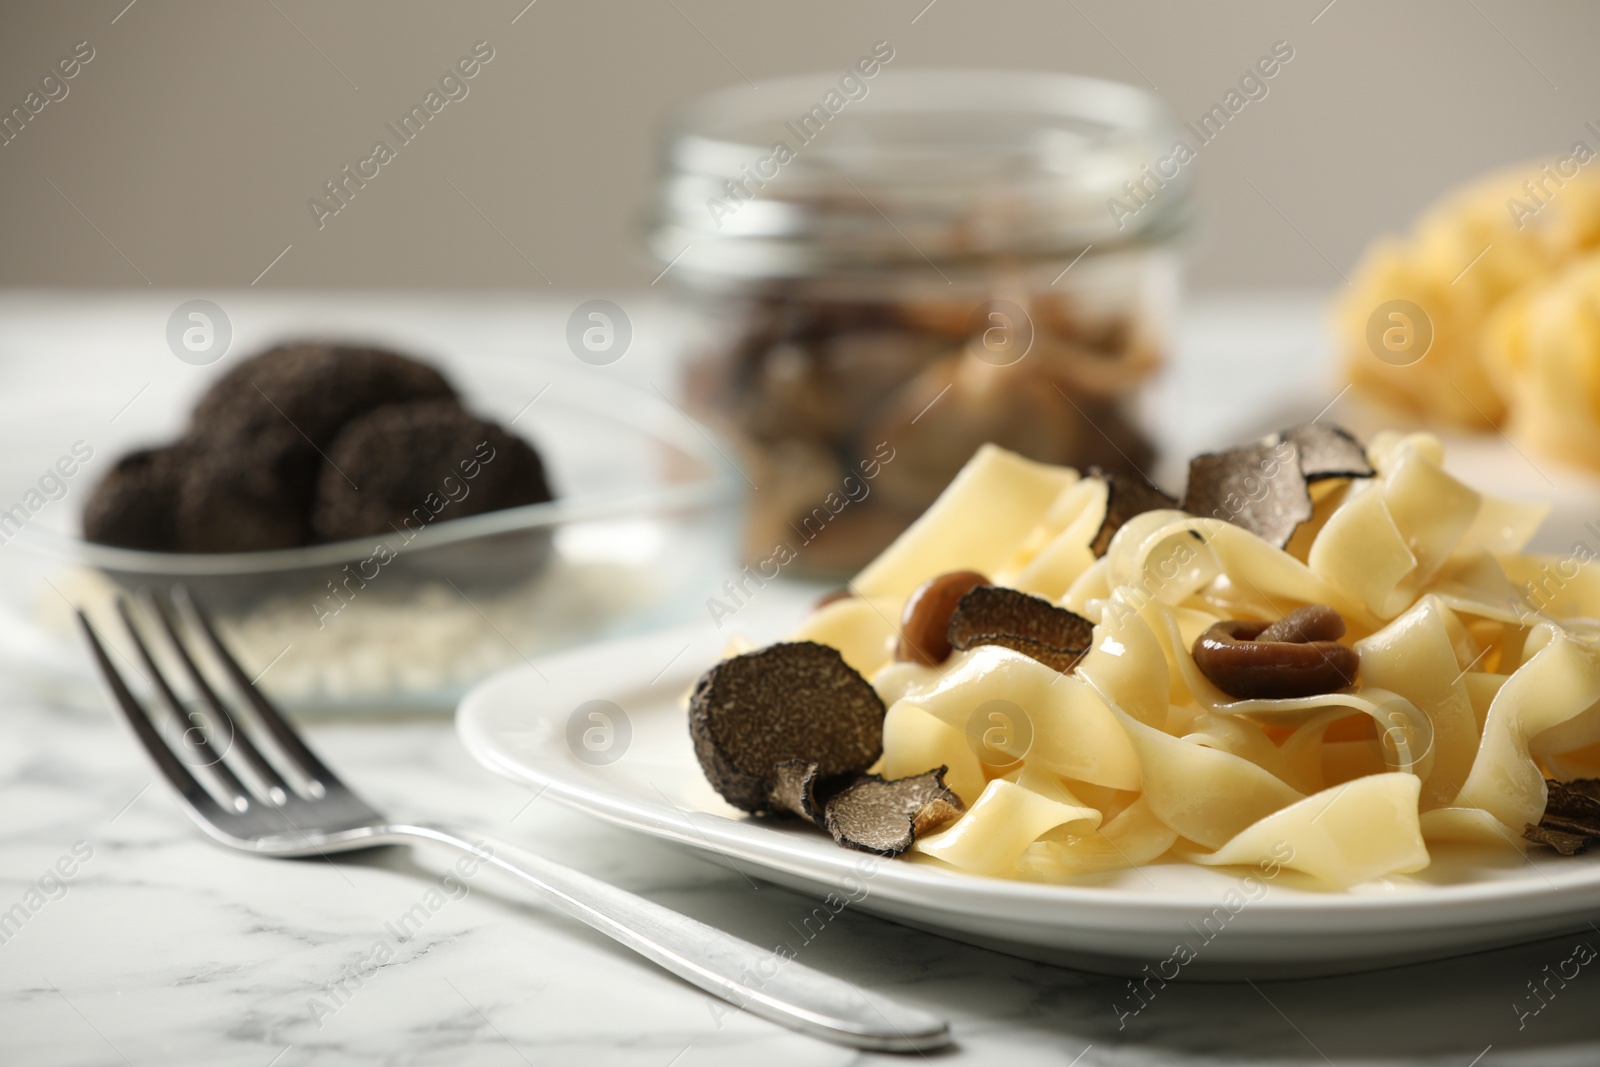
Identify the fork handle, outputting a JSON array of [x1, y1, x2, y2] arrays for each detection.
[[378, 822, 949, 1052]]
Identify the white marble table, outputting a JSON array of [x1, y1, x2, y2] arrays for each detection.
[[4, 292, 1600, 1066]]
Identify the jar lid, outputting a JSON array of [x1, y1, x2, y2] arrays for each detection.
[[650, 68, 1192, 279]]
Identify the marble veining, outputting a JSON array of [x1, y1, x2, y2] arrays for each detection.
[[6, 621, 1600, 1067], [3, 294, 1600, 1065]]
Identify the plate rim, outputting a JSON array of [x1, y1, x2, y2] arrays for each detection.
[[455, 631, 1600, 931]]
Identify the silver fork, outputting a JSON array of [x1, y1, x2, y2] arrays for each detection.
[[78, 587, 950, 1053]]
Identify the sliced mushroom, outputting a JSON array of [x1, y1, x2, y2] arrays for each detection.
[[896, 570, 989, 665], [1191, 604, 1359, 700]]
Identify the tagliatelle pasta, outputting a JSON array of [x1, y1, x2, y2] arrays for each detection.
[[789, 433, 1600, 889]]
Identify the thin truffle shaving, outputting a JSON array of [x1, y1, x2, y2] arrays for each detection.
[[823, 768, 964, 855], [1279, 424, 1375, 482], [1088, 468, 1178, 558], [1525, 778, 1600, 855], [947, 585, 1094, 673], [1181, 439, 1312, 549]]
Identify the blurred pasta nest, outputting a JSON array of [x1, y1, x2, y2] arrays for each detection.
[[1337, 161, 1600, 463], [1484, 255, 1600, 471]]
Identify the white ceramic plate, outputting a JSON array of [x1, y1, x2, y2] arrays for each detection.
[[457, 619, 1600, 980]]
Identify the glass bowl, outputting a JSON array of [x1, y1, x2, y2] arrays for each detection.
[[14, 357, 743, 712]]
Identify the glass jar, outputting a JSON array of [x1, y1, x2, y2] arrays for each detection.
[[651, 68, 1191, 575]]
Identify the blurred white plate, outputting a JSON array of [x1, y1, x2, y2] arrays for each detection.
[[457, 621, 1600, 980]]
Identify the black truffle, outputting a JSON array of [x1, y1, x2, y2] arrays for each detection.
[[309, 399, 553, 543], [1181, 440, 1313, 549], [1524, 823, 1588, 856], [947, 585, 1095, 673], [768, 760, 965, 854], [1525, 778, 1600, 855], [1277, 424, 1374, 482], [81, 447, 184, 551], [1088, 467, 1179, 558], [688, 642, 886, 814], [190, 343, 456, 449], [174, 447, 309, 553], [186, 343, 458, 529], [768, 760, 838, 827], [823, 768, 963, 856]]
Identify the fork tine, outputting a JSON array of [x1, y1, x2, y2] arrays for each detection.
[[113, 596, 254, 808], [77, 611, 225, 821], [170, 585, 344, 796], [138, 590, 294, 804]]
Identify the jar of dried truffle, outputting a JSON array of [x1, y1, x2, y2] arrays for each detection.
[[651, 68, 1191, 574]]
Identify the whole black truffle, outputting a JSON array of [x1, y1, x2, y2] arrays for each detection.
[[173, 447, 309, 553], [310, 399, 553, 542], [190, 343, 456, 447], [185, 343, 458, 532], [81, 447, 183, 551]]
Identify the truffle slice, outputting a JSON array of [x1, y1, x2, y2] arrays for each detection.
[[1523, 778, 1600, 855], [1088, 467, 1179, 558], [1524, 824, 1590, 856], [768, 760, 832, 827], [1547, 777, 1600, 812], [310, 399, 553, 543], [81, 447, 185, 551], [823, 768, 963, 856], [689, 642, 886, 814], [769, 761, 966, 854], [1276, 424, 1374, 482], [1181, 440, 1313, 549], [947, 586, 1095, 673]]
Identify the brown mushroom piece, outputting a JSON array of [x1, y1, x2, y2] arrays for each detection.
[[1191, 604, 1359, 700], [823, 768, 963, 856], [812, 588, 855, 612], [896, 570, 989, 665], [688, 642, 885, 814], [947, 585, 1095, 673]]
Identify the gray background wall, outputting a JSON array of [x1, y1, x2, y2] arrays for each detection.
[[1, 0, 1595, 292]]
